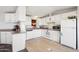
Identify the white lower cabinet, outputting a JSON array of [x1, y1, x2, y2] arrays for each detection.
[[41, 29, 47, 37], [32, 30, 41, 38], [51, 31, 59, 42], [0, 32, 6, 43], [12, 33, 26, 52], [0, 32, 12, 44], [26, 29, 60, 43], [46, 30, 59, 42], [26, 29, 42, 40], [26, 31, 34, 40], [6, 32, 12, 44]]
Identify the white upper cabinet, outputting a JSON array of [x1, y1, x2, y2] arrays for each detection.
[[39, 18, 43, 25], [37, 16, 53, 26], [5, 13, 16, 22], [43, 18, 47, 25], [36, 18, 40, 27], [37, 18, 44, 25], [45, 17, 49, 24], [61, 11, 77, 20], [53, 14, 62, 25], [26, 16, 31, 25]]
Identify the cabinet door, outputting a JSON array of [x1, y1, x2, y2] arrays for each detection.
[[28, 30, 41, 39], [53, 15, 62, 25], [52, 31, 59, 42], [33, 30, 42, 38], [41, 30, 45, 37], [38, 18, 44, 25], [27, 30, 42, 40], [1, 32, 6, 43], [5, 13, 16, 22], [47, 31, 59, 42], [48, 30, 53, 40], [26, 16, 31, 25], [41, 29, 47, 38], [12, 33, 26, 52], [27, 31, 33, 40], [37, 18, 47, 25], [1, 32, 12, 44], [6, 32, 12, 44]]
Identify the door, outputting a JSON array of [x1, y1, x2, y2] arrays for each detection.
[[61, 19, 76, 49]]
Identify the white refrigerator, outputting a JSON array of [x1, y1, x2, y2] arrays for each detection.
[[61, 19, 76, 49]]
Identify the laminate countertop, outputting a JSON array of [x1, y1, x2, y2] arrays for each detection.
[[0, 29, 13, 32], [26, 28, 60, 31]]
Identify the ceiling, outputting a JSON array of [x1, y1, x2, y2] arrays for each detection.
[[26, 6, 76, 17], [0, 6, 76, 17], [0, 6, 17, 13]]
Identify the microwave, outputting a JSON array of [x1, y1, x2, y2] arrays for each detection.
[[53, 25, 60, 31]]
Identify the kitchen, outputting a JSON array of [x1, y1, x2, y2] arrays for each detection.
[[0, 6, 78, 52]]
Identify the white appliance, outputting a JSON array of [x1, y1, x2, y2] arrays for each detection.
[[61, 19, 76, 49]]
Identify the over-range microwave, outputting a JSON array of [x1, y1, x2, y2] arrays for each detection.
[[52, 25, 60, 31]]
